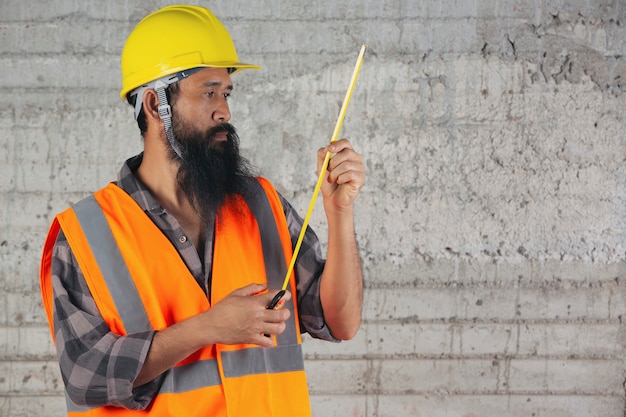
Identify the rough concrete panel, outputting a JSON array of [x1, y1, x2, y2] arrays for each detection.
[[310, 394, 626, 417], [1, 0, 625, 416], [0, 395, 66, 417], [0, 230, 45, 294], [0, 327, 56, 361], [364, 394, 625, 417], [2, 361, 62, 394], [303, 322, 626, 359], [6, 291, 47, 326], [507, 359, 624, 394], [362, 285, 623, 321]]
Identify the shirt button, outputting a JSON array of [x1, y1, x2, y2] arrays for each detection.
[[179, 235, 187, 243]]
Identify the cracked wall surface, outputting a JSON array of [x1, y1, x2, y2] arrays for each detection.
[[1, 1, 625, 416]]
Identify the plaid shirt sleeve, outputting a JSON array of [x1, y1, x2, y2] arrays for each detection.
[[51, 230, 164, 409], [280, 194, 339, 342]]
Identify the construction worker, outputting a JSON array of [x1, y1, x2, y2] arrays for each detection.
[[40, 5, 364, 416]]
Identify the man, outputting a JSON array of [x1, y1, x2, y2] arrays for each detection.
[[40, 5, 364, 416]]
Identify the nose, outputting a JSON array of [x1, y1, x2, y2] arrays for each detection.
[[213, 98, 231, 123]]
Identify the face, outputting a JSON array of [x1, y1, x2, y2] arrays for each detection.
[[166, 68, 255, 223], [172, 67, 233, 133]]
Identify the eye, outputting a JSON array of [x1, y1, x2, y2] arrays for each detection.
[[205, 91, 230, 100]]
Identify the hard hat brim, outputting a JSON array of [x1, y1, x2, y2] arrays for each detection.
[[120, 62, 260, 101]]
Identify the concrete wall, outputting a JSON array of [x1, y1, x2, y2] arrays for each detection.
[[1, 0, 625, 416]]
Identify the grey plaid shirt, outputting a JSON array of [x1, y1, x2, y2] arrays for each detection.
[[50, 153, 335, 410]]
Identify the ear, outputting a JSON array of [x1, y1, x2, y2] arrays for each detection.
[[142, 89, 162, 127]]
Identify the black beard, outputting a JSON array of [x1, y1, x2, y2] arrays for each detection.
[[168, 121, 255, 223]]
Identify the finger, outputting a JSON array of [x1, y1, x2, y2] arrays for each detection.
[[262, 320, 288, 336], [254, 333, 275, 348], [327, 146, 362, 173], [318, 136, 350, 159], [317, 147, 332, 173], [327, 150, 363, 173], [265, 289, 292, 309], [265, 290, 284, 309], [320, 150, 362, 182], [275, 290, 291, 309], [328, 138, 354, 152], [327, 157, 365, 186], [232, 283, 267, 297], [318, 138, 352, 160], [265, 307, 291, 323], [332, 167, 366, 189], [260, 311, 289, 339]]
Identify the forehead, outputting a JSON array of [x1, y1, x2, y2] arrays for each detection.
[[181, 67, 233, 90]]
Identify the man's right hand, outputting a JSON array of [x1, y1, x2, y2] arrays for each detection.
[[201, 283, 291, 347], [134, 283, 291, 387]]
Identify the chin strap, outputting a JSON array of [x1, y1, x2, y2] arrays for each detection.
[[154, 80, 183, 160]]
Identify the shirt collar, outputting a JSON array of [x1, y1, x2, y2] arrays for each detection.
[[116, 152, 165, 214]]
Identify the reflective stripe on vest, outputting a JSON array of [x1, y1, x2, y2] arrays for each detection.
[[61, 179, 306, 413], [241, 181, 298, 345], [72, 195, 151, 334]]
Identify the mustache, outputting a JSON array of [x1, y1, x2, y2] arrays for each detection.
[[206, 123, 236, 141]]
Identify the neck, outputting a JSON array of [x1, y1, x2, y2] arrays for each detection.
[[137, 135, 207, 250], [138, 138, 185, 206]]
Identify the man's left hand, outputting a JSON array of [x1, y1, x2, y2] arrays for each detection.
[[317, 138, 365, 212]]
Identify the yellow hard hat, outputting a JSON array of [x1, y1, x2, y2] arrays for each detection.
[[120, 5, 260, 100]]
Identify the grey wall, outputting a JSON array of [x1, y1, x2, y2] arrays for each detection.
[[1, 1, 625, 416]]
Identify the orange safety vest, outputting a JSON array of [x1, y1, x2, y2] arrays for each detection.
[[40, 178, 311, 416]]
